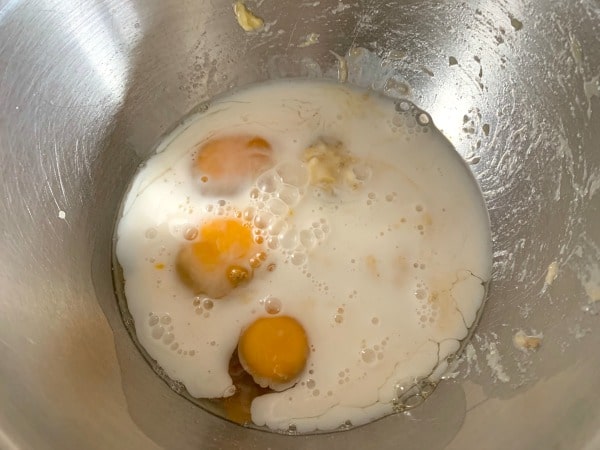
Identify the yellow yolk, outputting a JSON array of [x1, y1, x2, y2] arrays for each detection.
[[238, 316, 309, 388], [176, 218, 261, 298], [195, 135, 273, 193], [193, 219, 254, 267]]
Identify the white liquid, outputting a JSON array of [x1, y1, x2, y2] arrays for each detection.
[[115, 80, 492, 433]]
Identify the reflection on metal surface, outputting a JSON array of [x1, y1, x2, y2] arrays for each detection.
[[1, 0, 600, 449], [56, 0, 137, 99]]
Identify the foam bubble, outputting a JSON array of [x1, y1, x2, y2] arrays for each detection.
[[243, 206, 256, 221], [268, 219, 287, 236], [183, 226, 198, 240], [299, 230, 316, 249], [267, 236, 280, 250], [254, 211, 273, 229], [276, 161, 309, 187], [291, 252, 306, 266], [416, 112, 430, 126], [361, 348, 376, 363], [152, 326, 164, 339], [279, 228, 298, 249], [257, 170, 280, 193], [277, 184, 301, 206], [268, 198, 289, 216], [160, 315, 172, 325], [265, 297, 282, 314]]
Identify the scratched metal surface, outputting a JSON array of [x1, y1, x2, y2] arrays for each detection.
[[1, 0, 599, 449]]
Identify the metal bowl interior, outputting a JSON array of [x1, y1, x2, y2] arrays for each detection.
[[1, 0, 599, 449]]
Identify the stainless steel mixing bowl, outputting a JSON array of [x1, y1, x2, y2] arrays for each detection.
[[1, 0, 599, 448]]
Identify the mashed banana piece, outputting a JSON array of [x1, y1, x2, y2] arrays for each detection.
[[233, 1, 264, 32], [302, 138, 367, 192]]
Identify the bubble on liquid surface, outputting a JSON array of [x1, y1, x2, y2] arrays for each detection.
[[361, 348, 376, 363], [257, 171, 281, 193], [291, 252, 306, 266], [276, 161, 309, 187], [268, 198, 289, 216], [160, 315, 172, 325], [264, 297, 282, 314], [151, 326, 164, 339], [299, 229, 316, 249], [243, 206, 256, 222], [352, 163, 372, 182], [278, 184, 301, 206], [253, 211, 273, 229], [183, 226, 198, 240], [416, 112, 430, 126], [279, 228, 298, 249], [268, 219, 287, 236]]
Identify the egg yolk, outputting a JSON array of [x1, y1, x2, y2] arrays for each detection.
[[238, 316, 309, 386], [195, 135, 273, 192], [193, 219, 254, 267], [176, 218, 260, 298]]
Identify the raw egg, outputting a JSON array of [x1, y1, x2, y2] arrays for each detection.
[[195, 135, 273, 194], [115, 80, 492, 433]]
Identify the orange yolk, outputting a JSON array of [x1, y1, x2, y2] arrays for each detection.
[[192, 219, 254, 268], [176, 218, 260, 298], [238, 316, 309, 386], [195, 135, 273, 191]]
